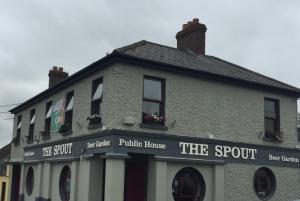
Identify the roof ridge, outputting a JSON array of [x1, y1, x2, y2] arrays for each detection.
[[120, 40, 197, 57], [114, 40, 148, 53], [208, 56, 300, 91]]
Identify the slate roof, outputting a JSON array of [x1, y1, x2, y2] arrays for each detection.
[[114, 40, 300, 94], [10, 40, 300, 113], [0, 143, 11, 160]]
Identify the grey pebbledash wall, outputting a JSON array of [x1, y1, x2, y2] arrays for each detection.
[[11, 62, 298, 161], [224, 163, 300, 201], [104, 63, 298, 147]]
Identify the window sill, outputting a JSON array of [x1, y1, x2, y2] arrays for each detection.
[[263, 136, 283, 143], [139, 123, 168, 130], [59, 129, 73, 136], [87, 123, 102, 130], [41, 135, 51, 140]]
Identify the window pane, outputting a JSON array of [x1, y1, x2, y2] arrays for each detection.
[[264, 100, 276, 118], [254, 167, 276, 200], [66, 96, 74, 111], [172, 167, 206, 201], [265, 119, 275, 132], [46, 106, 52, 118], [17, 121, 22, 129], [142, 101, 160, 115], [144, 79, 161, 100], [91, 100, 102, 115], [30, 114, 35, 125], [93, 83, 103, 101]]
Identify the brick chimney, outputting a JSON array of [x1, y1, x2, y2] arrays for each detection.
[[176, 18, 207, 55], [48, 66, 68, 88]]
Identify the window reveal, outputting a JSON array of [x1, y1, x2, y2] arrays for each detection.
[[142, 77, 165, 125], [27, 109, 35, 143], [45, 101, 52, 134], [264, 98, 281, 141], [91, 78, 103, 116], [64, 91, 74, 130], [14, 115, 22, 144]]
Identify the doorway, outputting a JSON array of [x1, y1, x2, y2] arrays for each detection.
[[124, 156, 148, 201], [1, 182, 6, 201], [10, 165, 21, 201]]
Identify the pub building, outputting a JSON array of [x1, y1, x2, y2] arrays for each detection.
[[7, 18, 300, 201]]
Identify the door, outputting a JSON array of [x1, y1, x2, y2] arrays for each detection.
[[124, 157, 148, 201], [10, 165, 21, 201]]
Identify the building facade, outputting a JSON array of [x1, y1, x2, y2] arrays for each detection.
[[0, 144, 11, 201], [8, 19, 300, 201]]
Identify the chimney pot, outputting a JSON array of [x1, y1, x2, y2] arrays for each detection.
[[175, 18, 207, 55]]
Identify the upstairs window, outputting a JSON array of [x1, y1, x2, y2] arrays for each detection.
[[91, 78, 103, 116], [14, 115, 22, 144], [264, 98, 281, 141], [27, 109, 35, 143], [40, 101, 53, 139], [64, 91, 74, 130], [142, 77, 165, 125]]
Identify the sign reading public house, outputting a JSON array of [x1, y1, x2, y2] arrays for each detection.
[[23, 130, 300, 167]]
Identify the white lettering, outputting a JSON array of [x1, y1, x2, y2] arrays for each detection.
[[179, 142, 209, 156], [43, 147, 52, 157], [53, 143, 72, 156], [179, 142, 189, 155], [214, 145, 257, 160]]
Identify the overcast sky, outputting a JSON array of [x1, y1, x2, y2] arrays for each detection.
[[1, 0, 300, 147]]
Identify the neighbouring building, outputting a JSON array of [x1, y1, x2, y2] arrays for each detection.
[[8, 19, 300, 201], [0, 143, 11, 201]]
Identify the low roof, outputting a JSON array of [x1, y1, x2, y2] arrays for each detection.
[[0, 143, 11, 160], [10, 40, 300, 113]]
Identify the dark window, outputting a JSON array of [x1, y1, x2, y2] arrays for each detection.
[[1, 182, 6, 201], [264, 98, 281, 139], [26, 167, 34, 196], [15, 115, 22, 144], [27, 109, 35, 143], [64, 91, 74, 130], [44, 101, 52, 134], [172, 167, 206, 201], [254, 167, 276, 200], [59, 166, 71, 201], [91, 78, 103, 116], [142, 77, 165, 125]]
